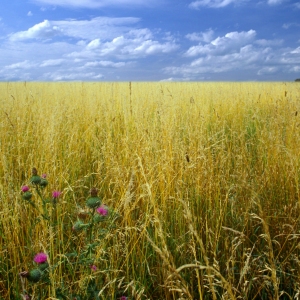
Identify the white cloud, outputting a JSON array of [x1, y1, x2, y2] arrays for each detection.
[[189, 0, 290, 8], [9, 17, 140, 42], [68, 28, 179, 59], [160, 77, 194, 81], [267, 0, 284, 5], [44, 71, 104, 81], [4, 60, 36, 69], [32, 0, 159, 8], [130, 40, 178, 55], [289, 66, 300, 72], [290, 46, 300, 54], [0, 16, 178, 81], [186, 29, 214, 43], [185, 30, 256, 57], [163, 29, 300, 80], [283, 22, 300, 29], [189, 0, 243, 9], [87, 39, 101, 50], [27, 11, 33, 16], [255, 39, 283, 46], [257, 66, 278, 75], [9, 20, 63, 41], [84, 60, 126, 67], [40, 59, 64, 67]]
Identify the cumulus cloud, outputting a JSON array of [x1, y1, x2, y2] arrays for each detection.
[[185, 30, 256, 57], [186, 29, 214, 43], [40, 59, 64, 67], [163, 29, 298, 80], [267, 0, 284, 5], [1, 16, 179, 81], [44, 71, 104, 81], [189, 0, 243, 9], [165, 45, 265, 78], [255, 39, 283, 46], [32, 0, 159, 8], [86, 39, 101, 50], [257, 66, 278, 75], [189, 0, 290, 8], [9, 17, 140, 42], [84, 60, 127, 67], [4, 60, 36, 69], [9, 20, 63, 41], [68, 28, 179, 59], [283, 22, 300, 29]]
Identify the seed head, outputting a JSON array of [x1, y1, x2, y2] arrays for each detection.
[[32, 168, 38, 176], [90, 187, 98, 197]]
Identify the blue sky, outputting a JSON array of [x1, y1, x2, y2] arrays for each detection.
[[0, 0, 299, 81]]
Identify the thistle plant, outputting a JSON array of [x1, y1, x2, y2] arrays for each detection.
[[19, 168, 59, 297], [19, 168, 118, 299]]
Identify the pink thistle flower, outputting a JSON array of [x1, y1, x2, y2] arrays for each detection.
[[41, 174, 47, 179], [21, 185, 30, 192], [33, 252, 47, 264], [52, 190, 61, 198], [90, 265, 97, 271], [120, 296, 127, 300], [96, 204, 108, 216]]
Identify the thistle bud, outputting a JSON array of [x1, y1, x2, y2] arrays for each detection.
[[38, 262, 49, 271], [93, 214, 104, 223], [30, 168, 41, 185], [22, 191, 33, 201], [40, 178, 48, 188], [72, 220, 89, 232], [28, 269, 42, 283], [86, 187, 101, 209], [20, 269, 42, 283]]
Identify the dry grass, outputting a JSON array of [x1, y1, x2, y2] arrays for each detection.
[[0, 81, 300, 299]]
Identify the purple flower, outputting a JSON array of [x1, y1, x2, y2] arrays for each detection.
[[120, 296, 127, 300], [90, 265, 97, 271], [52, 190, 61, 198], [33, 252, 47, 264], [96, 204, 108, 216], [41, 174, 47, 179], [21, 185, 30, 192]]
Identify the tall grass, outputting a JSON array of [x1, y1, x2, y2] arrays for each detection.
[[1, 82, 300, 299]]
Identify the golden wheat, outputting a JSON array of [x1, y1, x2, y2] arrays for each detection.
[[0, 82, 300, 299]]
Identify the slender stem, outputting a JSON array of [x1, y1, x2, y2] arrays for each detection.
[[35, 186, 49, 220]]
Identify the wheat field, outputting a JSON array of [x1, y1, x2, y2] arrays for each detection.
[[0, 82, 300, 299]]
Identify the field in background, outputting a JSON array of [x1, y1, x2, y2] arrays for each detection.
[[1, 82, 300, 299]]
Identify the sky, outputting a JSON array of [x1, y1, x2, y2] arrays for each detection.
[[0, 0, 299, 81]]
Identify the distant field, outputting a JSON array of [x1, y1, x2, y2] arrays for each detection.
[[1, 82, 300, 299]]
